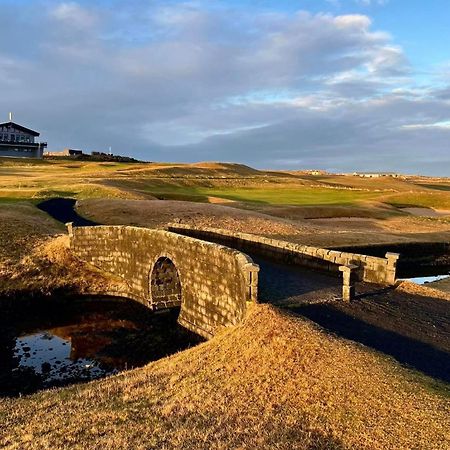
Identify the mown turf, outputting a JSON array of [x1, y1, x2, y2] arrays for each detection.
[[382, 192, 450, 210], [1, 158, 448, 211]]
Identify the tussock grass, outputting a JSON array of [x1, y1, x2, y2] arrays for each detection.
[[0, 203, 63, 265], [1, 304, 448, 449], [76, 198, 309, 236]]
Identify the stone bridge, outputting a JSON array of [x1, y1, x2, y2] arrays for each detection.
[[67, 224, 259, 339], [67, 223, 399, 339]]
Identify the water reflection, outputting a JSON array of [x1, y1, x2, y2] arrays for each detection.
[[0, 296, 203, 396], [14, 331, 109, 385]]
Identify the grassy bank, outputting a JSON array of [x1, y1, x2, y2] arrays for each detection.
[[1, 304, 448, 450]]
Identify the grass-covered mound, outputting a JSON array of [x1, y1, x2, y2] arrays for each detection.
[[1, 304, 448, 450]]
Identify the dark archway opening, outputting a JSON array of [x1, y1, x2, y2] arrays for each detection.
[[150, 257, 182, 306]]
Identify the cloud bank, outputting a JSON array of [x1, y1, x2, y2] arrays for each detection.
[[0, 1, 449, 175]]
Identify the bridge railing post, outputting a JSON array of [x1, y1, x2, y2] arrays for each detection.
[[339, 264, 358, 302], [385, 252, 400, 285], [65, 222, 74, 247], [244, 263, 260, 303]]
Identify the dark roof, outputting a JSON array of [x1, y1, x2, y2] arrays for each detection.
[[0, 121, 40, 136]]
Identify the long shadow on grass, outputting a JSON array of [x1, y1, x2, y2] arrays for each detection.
[[291, 303, 450, 383]]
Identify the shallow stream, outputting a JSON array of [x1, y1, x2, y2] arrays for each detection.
[[0, 296, 202, 396], [405, 273, 450, 285]]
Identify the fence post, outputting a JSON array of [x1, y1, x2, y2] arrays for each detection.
[[339, 264, 358, 301]]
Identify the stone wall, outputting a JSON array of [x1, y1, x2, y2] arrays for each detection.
[[167, 224, 399, 285], [67, 224, 259, 339], [331, 242, 450, 276]]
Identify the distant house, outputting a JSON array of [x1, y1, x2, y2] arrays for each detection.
[[0, 114, 47, 159], [44, 148, 84, 157], [352, 172, 400, 178]]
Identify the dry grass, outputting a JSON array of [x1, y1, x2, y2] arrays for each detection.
[[397, 280, 450, 301], [76, 198, 311, 237], [0, 235, 127, 297], [1, 304, 449, 450], [0, 203, 63, 266], [0, 181, 449, 449], [0, 203, 126, 297], [76, 198, 450, 249]]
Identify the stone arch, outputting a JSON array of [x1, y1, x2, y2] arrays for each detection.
[[149, 255, 182, 308]]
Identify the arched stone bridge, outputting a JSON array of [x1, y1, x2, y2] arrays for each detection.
[[67, 224, 259, 339], [67, 223, 399, 339]]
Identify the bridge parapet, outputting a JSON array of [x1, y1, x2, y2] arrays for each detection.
[[67, 224, 259, 339], [167, 224, 399, 285]]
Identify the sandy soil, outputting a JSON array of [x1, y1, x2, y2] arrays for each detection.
[[76, 198, 313, 237], [76, 198, 450, 249], [402, 207, 450, 217]]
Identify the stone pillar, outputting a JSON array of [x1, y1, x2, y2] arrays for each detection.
[[244, 263, 260, 303], [65, 222, 74, 248], [385, 252, 400, 285], [339, 264, 358, 302]]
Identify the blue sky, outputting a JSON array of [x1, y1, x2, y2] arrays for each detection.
[[0, 0, 449, 174]]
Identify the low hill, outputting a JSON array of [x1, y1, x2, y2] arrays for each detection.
[[1, 304, 448, 449]]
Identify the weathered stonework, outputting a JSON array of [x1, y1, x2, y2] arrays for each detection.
[[166, 224, 400, 285], [339, 264, 358, 301], [66, 224, 259, 339]]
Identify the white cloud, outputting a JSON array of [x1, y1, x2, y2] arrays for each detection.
[[402, 121, 450, 130], [355, 0, 389, 6], [50, 2, 98, 28], [0, 1, 448, 175]]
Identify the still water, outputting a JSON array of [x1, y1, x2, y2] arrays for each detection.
[[0, 296, 202, 396], [406, 274, 450, 285]]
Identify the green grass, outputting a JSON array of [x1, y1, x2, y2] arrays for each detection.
[[418, 183, 450, 192], [383, 192, 450, 210], [0, 157, 449, 209], [146, 185, 380, 206]]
